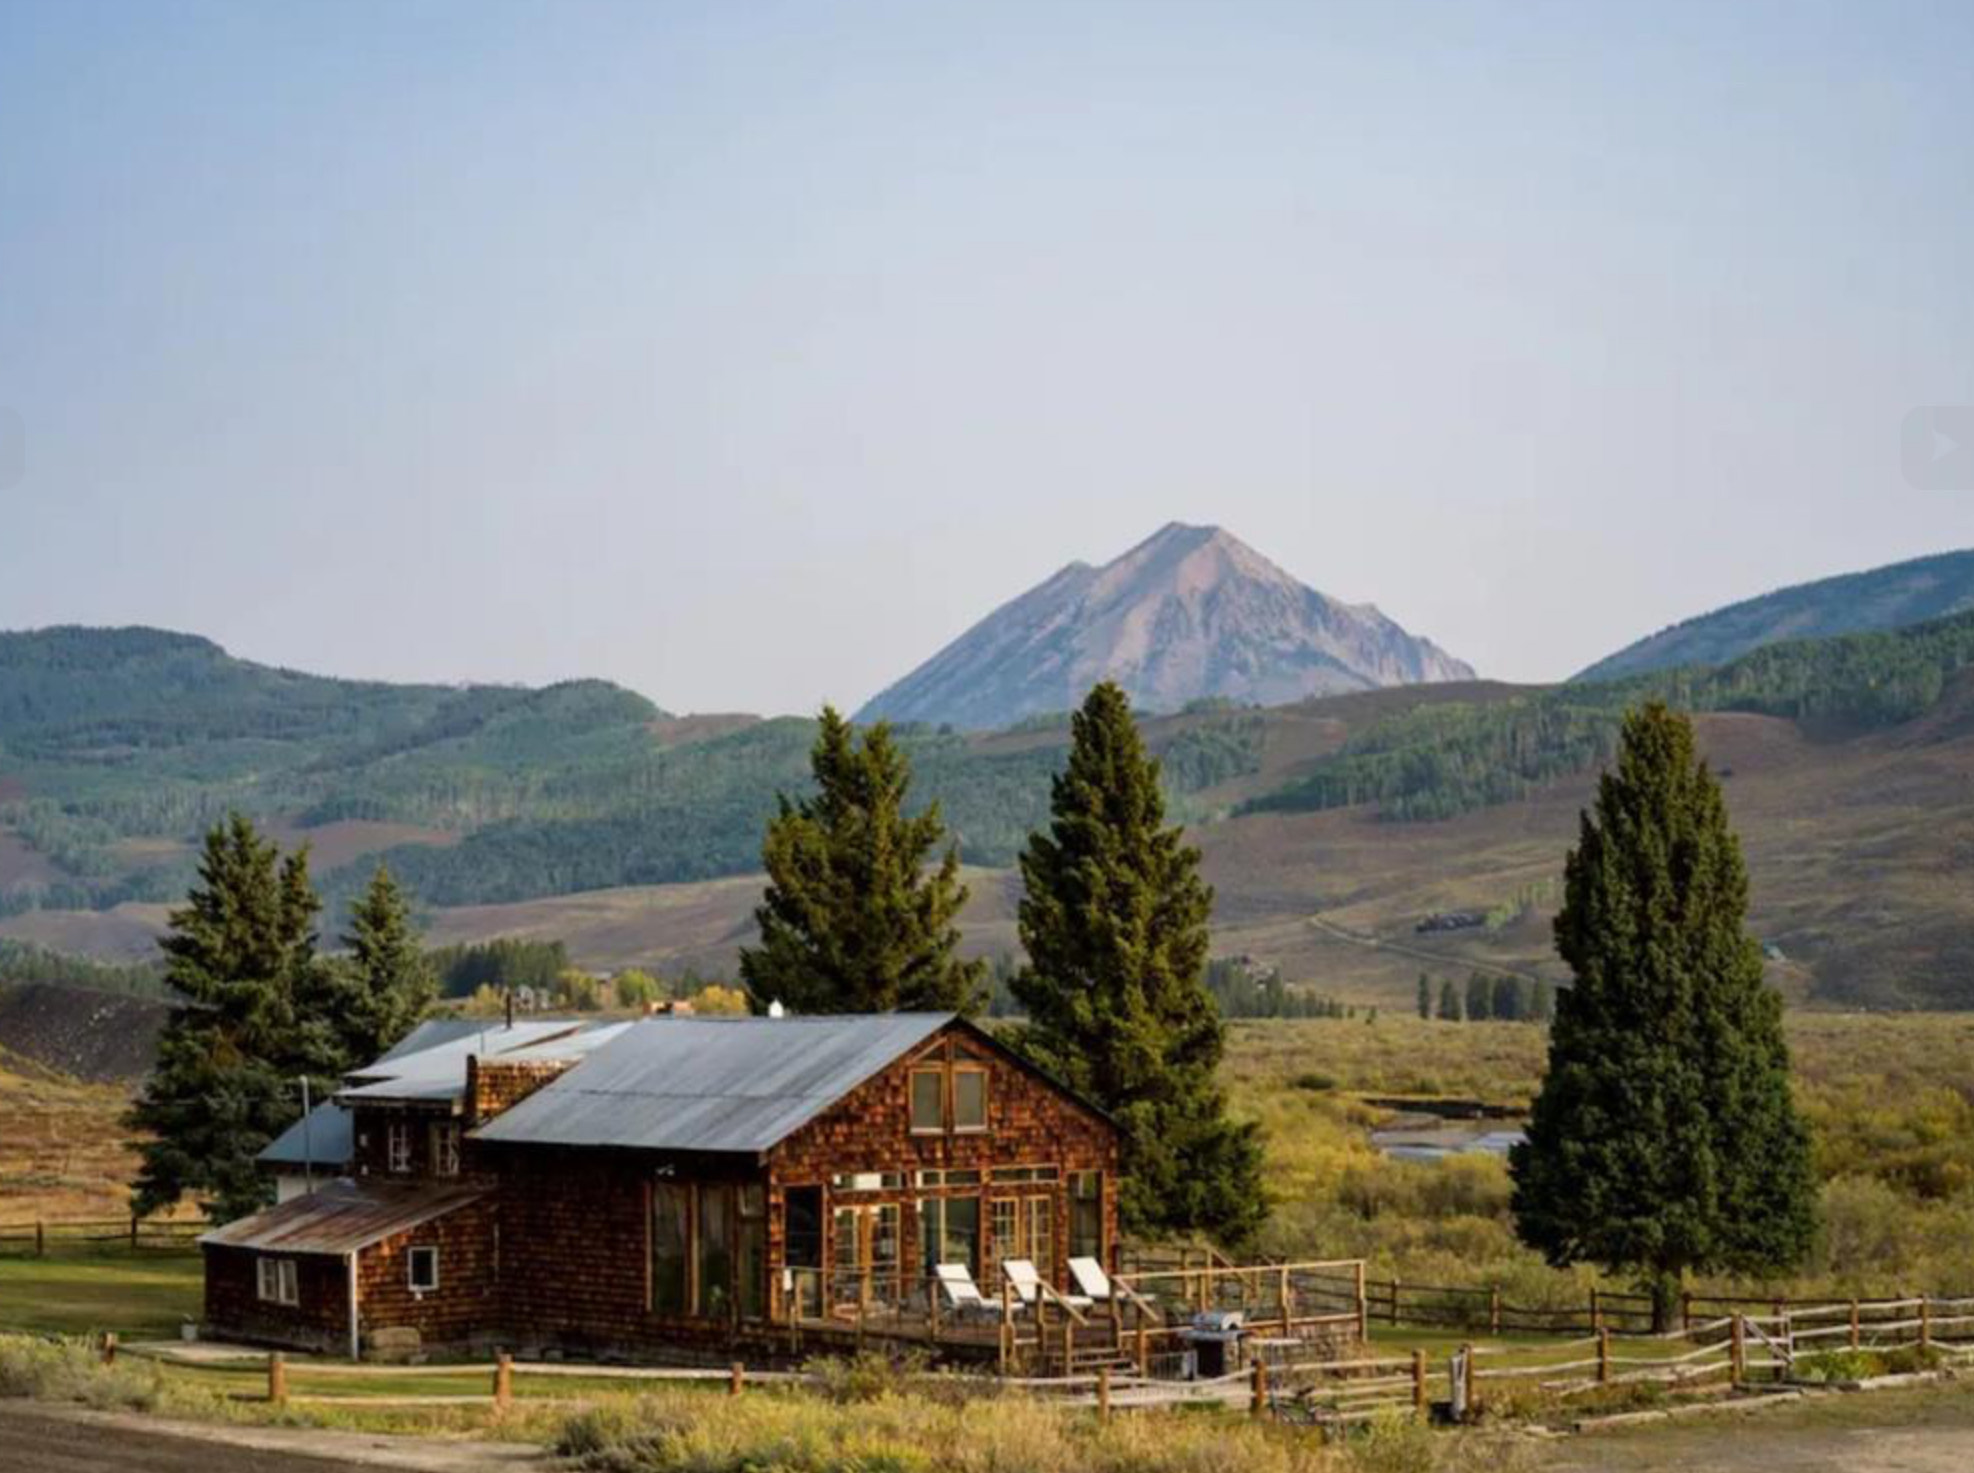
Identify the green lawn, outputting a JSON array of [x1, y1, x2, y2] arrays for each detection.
[[0, 1248, 203, 1338]]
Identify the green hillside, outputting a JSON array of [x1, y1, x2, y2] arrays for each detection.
[[1575, 548, 1974, 682], [0, 627, 1264, 917], [1246, 606, 1974, 822]]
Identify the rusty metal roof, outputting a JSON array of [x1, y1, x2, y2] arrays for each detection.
[[471, 1012, 955, 1156], [339, 1018, 600, 1103], [200, 1180, 488, 1257]]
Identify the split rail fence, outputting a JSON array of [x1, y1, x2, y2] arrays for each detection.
[[0, 1216, 208, 1255]]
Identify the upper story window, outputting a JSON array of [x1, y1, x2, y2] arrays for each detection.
[[387, 1121, 412, 1174], [909, 1061, 991, 1134], [430, 1122, 460, 1177]]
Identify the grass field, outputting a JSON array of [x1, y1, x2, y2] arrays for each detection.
[[0, 1249, 201, 1338], [0, 1050, 146, 1220]]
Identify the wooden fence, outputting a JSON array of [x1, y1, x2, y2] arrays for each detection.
[[0, 1217, 207, 1256]]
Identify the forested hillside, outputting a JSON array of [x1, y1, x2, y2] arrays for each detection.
[[0, 627, 1265, 917], [1246, 608, 1974, 821]]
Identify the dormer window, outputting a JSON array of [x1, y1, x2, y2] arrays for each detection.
[[387, 1121, 412, 1174]]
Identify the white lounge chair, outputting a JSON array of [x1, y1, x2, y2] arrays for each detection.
[[936, 1262, 1007, 1319], [1004, 1258, 1092, 1311], [1072, 1256, 1155, 1314]]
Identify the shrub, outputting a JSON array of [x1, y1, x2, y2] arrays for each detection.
[[1792, 1348, 1884, 1383], [1295, 1073, 1339, 1093], [0, 1335, 165, 1411]]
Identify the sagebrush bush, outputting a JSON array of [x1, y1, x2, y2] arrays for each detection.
[[0, 1335, 164, 1411]]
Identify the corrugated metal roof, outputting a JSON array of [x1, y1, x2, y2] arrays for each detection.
[[373, 1018, 491, 1065], [201, 1180, 487, 1256], [472, 1013, 954, 1155], [338, 1018, 597, 1103], [258, 1102, 353, 1167]]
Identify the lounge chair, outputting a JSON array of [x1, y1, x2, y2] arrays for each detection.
[[936, 1262, 1009, 1320], [1004, 1258, 1092, 1312], [1072, 1256, 1155, 1314]]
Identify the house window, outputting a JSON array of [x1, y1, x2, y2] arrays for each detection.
[[952, 1067, 988, 1131], [408, 1246, 440, 1294], [914, 1169, 981, 1188], [990, 1165, 1059, 1184], [917, 1196, 980, 1275], [257, 1257, 299, 1306], [651, 1181, 690, 1316], [737, 1184, 767, 1321], [386, 1121, 412, 1174], [829, 1171, 903, 1192], [1070, 1171, 1104, 1261], [697, 1183, 733, 1321], [429, 1123, 460, 1177], [909, 1069, 945, 1133]]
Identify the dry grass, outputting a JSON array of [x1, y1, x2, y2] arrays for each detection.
[[0, 1051, 143, 1221]]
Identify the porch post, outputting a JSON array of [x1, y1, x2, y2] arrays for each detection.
[[347, 1251, 361, 1360]]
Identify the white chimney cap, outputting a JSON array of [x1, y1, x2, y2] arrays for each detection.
[[767, 999, 785, 1019]]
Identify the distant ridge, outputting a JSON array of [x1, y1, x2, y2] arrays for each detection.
[[856, 523, 1474, 730], [1575, 549, 1974, 683]]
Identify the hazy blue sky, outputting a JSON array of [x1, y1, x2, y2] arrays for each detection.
[[3, 0, 1972, 714]]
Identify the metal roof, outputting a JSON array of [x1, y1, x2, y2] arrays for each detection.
[[471, 1012, 955, 1156], [200, 1179, 488, 1257], [258, 1102, 353, 1168], [373, 1018, 496, 1065], [338, 1018, 597, 1103]]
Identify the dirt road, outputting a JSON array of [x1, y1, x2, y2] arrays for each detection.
[[0, 1402, 548, 1472]]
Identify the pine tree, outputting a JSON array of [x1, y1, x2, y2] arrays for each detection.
[[127, 814, 329, 1220], [332, 864, 437, 1063], [1465, 972, 1493, 1021], [1437, 978, 1462, 1021], [1511, 702, 1817, 1328], [740, 707, 985, 1014], [1490, 974, 1526, 1022], [1012, 682, 1266, 1247], [1416, 973, 1432, 1020], [1531, 979, 1555, 1024]]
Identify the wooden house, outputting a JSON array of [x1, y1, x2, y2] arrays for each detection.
[[202, 1013, 1120, 1361]]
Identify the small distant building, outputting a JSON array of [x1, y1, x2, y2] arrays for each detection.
[[204, 1013, 1120, 1362]]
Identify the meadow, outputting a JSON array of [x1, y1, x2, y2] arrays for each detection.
[[1226, 1014, 1974, 1303]]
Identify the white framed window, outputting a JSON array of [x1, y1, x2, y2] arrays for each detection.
[[429, 1122, 460, 1177], [387, 1121, 412, 1174], [257, 1257, 299, 1306], [408, 1245, 440, 1294]]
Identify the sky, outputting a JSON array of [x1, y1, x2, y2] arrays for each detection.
[[3, 0, 1972, 716]]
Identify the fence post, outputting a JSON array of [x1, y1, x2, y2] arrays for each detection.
[[34, 1222, 43, 1258], [1411, 1348, 1427, 1420], [1681, 1291, 1692, 1333], [1489, 1286, 1501, 1336], [1849, 1298, 1861, 1351], [267, 1352, 287, 1407], [1097, 1365, 1111, 1424], [1249, 1357, 1268, 1418], [493, 1352, 512, 1411], [100, 1332, 117, 1366], [1390, 1277, 1400, 1327], [1354, 1261, 1368, 1341], [1461, 1341, 1477, 1420], [1589, 1286, 1601, 1332], [1136, 1320, 1150, 1376], [129, 1215, 139, 1250], [729, 1361, 745, 1397], [1279, 1265, 1293, 1334], [1062, 1319, 1075, 1377], [1730, 1316, 1745, 1387], [1920, 1297, 1932, 1351], [1597, 1326, 1611, 1385]]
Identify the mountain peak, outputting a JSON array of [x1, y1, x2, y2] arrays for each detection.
[[856, 526, 1474, 730]]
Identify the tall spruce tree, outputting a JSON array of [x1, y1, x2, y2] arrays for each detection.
[[1511, 702, 1816, 1328], [127, 814, 331, 1220], [740, 707, 985, 1014], [1012, 682, 1266, 1248], [330, 864, 437, 1063], [1437, 978, 1462, 1021], [1416, 973, 1432, 1020]]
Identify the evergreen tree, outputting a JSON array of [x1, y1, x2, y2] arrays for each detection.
[[127, 814, 328, 1220], [1511, 702, 1817, 1328], [1416, 973, 1432, 1020], [741, 707, 985, 1014], [1437, 978, 1462, 1021], [1012, 683, 1266, 1248], [1530, 979, 1555, 1024], [1491, 974, 1527, 1023], [331, 864, 437, 1063], [1464, 972, 1493, 1021]]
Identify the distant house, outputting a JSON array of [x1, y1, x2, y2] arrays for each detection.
[[203, 1013, 1120, 1361]]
